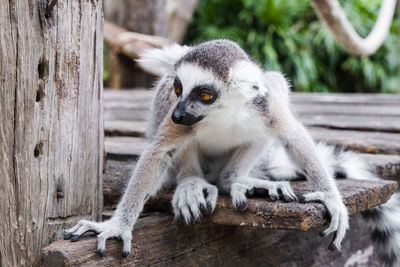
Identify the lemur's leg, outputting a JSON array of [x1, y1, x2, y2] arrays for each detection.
[[172, 142, 218, 223], [64, 115, 193, 257], [218, 143, 297, 211], [268, 93, 349, 251]]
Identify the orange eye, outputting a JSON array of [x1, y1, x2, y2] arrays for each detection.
[[174, 86, 181, 96], [200, 93, 212, 101]]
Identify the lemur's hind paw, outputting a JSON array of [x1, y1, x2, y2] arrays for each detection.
[[230, 179, 297, 212], [64, 218, 133, 257], [302, 191, 349, 251], [172, 177, 218, 224]]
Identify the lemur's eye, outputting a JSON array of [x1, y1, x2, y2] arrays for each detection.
[[200, 93, 212, 101], [174, 86, 181, 96]]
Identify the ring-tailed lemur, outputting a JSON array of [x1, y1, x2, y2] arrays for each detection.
[[64, 40, 400, 266]]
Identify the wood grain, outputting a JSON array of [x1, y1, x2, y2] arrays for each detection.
[[0, 1, 104, 266], [41, 213, 383, 266]]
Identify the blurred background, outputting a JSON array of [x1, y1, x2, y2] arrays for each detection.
[[103, 0, 399, 93]]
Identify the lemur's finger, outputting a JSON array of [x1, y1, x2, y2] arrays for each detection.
[[64, 220, 85, 237], [205, 185, 218, 213], [328, 232, 338, 251], [180, 205, 192, 224], [268, 188, 279, 201], [63, 232, 73, 240], [279, 186, 297, 202], [121, 232, 132, 258], [97, 231, 112, 257], [231, 183, 249, 212]]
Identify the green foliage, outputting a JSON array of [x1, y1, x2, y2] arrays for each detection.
[[184, 0, 399, 93]]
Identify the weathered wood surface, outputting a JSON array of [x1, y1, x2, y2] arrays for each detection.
[[107, 179, 397, 231], [42, 213, 382, 266], [103, 154, 400, 210], [0, 1, 104, 266]]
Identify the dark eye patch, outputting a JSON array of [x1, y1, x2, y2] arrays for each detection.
[[190, 85, 218, 104], [174, 77, 182, 90]]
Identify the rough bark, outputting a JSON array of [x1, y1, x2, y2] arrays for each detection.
[[104, 0, 168, 88], [0, 1, 103, 266]]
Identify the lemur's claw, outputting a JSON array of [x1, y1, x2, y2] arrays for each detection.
[[97, 249, 105, 257], [63, 232, 72, 240], [235, 200, 249, 212], [269, 193, 279, 201], [71, 235, 80, 242], [206, 202, 214, 215], [172, 177, 218, 223]]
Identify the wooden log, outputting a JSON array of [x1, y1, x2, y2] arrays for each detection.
[[41, 213, 383, 266], [104, 21, 170, 61], [0, 1, 104, 266], [103, 153, 400, 209]]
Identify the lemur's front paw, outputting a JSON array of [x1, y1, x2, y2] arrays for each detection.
[[231, 180, 297, 212], [64, 218, 132, 258], [301, 191, 349, 251], [172, 177, 218, 224]]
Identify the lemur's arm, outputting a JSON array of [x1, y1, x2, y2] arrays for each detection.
[[172, 142, 219, 223], [268, 89, 349, 250], [64, 113, 192, 257]]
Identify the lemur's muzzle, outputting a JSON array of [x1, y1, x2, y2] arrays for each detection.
[[171, 106, 204, 126]]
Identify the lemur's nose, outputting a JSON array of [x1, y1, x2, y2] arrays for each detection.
[[171, 109, 185, 124], [171, 108, 204, 126]]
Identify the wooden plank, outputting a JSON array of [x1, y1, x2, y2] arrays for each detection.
[[105, 137, 148, 158], [293, 103, 400, 117], [308, 127, 400, 155], [103, 153, 400, 210], [41, 213, 383, 266], [0, 2, 104, 266], [104, 126, 400, 155], [291, 93, 400, 105], [104, 137, 400, 181], [298, 114, 400, 133], [105, 120, 147, 137]]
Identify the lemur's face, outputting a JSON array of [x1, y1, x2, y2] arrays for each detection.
[[171, 64, 226, 126]]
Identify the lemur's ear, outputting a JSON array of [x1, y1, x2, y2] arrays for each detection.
[[137, 43, 191, 76]]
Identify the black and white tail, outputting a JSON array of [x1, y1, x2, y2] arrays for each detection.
[[317, 143, 400, 267], [263, 142, 400, 266]]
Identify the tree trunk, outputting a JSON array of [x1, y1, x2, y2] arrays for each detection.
[[104, 0, 167, 88], [0, 1, 104, 266]]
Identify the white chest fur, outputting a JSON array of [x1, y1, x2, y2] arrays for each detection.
[[195, 102, 267, 156]]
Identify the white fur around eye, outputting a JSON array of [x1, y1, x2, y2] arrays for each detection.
[[176, 64, 226, 99]]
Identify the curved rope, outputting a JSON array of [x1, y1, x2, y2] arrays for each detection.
[[311, 0, 397, 56]]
